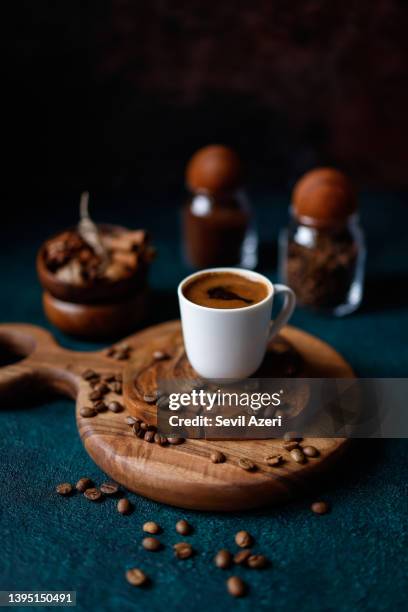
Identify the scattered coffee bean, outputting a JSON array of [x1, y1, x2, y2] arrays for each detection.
[[173, 542, 193, 559], [89, 390, 103, 402], [140, 422, 148, 431], [110, 382, 123, 394], [93, 401, 107, 413], [238, 458, 255, 471], [210, 451, 225, 464], [142, 537, 162, 551], [115, 349, 129, 361], [126, 568, 148, 587], [133, 422, 141, 435], [117, 498, 132, 515], [311, 501, 330, 515], [156, 395, 169, 409], [100, 481, 120, 495], [303, 445, 319, 458], [102, 372, 116, 382], [76, 477, 93, 492], [84, 487, 103, 502], [176, 519, 192, 535], [154, 433, 167, 445], [234, 549, 252, 565], [235, 530, 253, 548], [94, 382, 109, 395], [80, 406, 97, 418], [214, 549, 233, 569], [265, 454, 283, 466], [136, 428, 145, 439], [82, 369, 98, 381], [143, 393, 157, 404], [106, 347, 116, 357], [227, 576, 246, 598], [126, 415, 138, 426], [167, 437, 185, 445], [108, 401, 124, 413], [283, 440, 299, 451], [247, 554, 268, 569], [283, 432, 303, 442], [153, 350, 170, 361], [144, 430, 155, 443], [290, 448, 306, 463], [56, 483, 73, 496], [143, 521, 161, 534]]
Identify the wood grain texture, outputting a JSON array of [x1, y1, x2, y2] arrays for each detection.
[[0, 320, 354, 511]]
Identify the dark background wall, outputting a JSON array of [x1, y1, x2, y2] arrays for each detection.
[[3, 0, 408, 206]]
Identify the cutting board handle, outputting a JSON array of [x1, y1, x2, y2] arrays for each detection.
[[0, 323, 108, 405]]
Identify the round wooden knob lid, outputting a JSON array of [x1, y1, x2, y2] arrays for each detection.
[[186, 145, 243, 194], [292, 167, 357, 224]]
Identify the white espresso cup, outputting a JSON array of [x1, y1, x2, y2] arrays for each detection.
[[178, 267, 296, 379]]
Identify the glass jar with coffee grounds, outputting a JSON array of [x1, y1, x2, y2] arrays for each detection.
[[279, 168, 365, 316], [182, 145, 257, 269]]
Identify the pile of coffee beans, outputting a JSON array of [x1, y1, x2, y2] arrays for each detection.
[[125, 414, 185, 447], [106, 344, 132, 361], [80, 369, 124, 418]]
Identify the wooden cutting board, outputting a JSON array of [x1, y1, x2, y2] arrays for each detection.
[[0, 321, 353, 511]]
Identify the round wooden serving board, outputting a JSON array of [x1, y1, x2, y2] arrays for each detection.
[[0, 321, 353, 511]]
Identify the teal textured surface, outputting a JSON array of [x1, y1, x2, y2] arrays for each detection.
[[1, 193, 407, 611]]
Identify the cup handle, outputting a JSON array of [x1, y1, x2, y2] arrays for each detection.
[[268, 284, 296, 341]]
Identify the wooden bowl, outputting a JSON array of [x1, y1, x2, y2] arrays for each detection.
[[37, 224, 148, 305], [42, 290, 149, 339]]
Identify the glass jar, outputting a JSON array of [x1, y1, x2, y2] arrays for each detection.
[[182, 189, 258, 269], [279, 209, 365, 316]]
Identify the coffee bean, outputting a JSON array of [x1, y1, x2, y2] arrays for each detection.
[[311, 501, 330, 515], [110, 382, 123, 394], [76, 477, 93, 492], [210, 451, 225, 464], [283, 432, 303, 442], [143, 521, 161, 534], [247, 554, 268, 569], [233, 549, 252, 565], [167, 437, 185, 445], [108, 401, 124, 413], [100, 481, 120, 495], [125, 568, 148, 587], [94, 382, 109, 395], [176, 519, 192, 535], [290, 448, 306, 463], [238, 458, 255, 471], [80, 406, 97, 418], [102, 372, 116, 382], [143, 393, 157, 404], [106, 347, 116, 357], [126, 415, 138, 426], [115, 349, 130, 361], [132, 422, 141, 435], [89, 390, 103, 402], [153, 350, 170, 361], [227, 576, 246, 597], [265, 454, 283, 466], [235, 530, 253, 548], [214, 549, 232, 569], [140, 422, 148, 431], [303, 445, 319, 458], [154, 433, 167, 445], [144, 430, 155, 443], [173, 542, 193, 559], [82, 369, 99, 381], [84, 487, 103, 501], [94, 401, 107, 413], [56, 483, 73, 496], [117, 498, 132, 514], [142, 537, 162, 551], [157, 395, 169, 409], [283, 440, 299, 451], [136, 427, 145, 439]]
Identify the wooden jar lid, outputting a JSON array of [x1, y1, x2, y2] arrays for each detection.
[[292, 167, 357, 225], [186, 145, 243, 194]]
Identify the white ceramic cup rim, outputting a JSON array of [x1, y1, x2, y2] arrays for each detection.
[[177, 267, 275, 314]]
